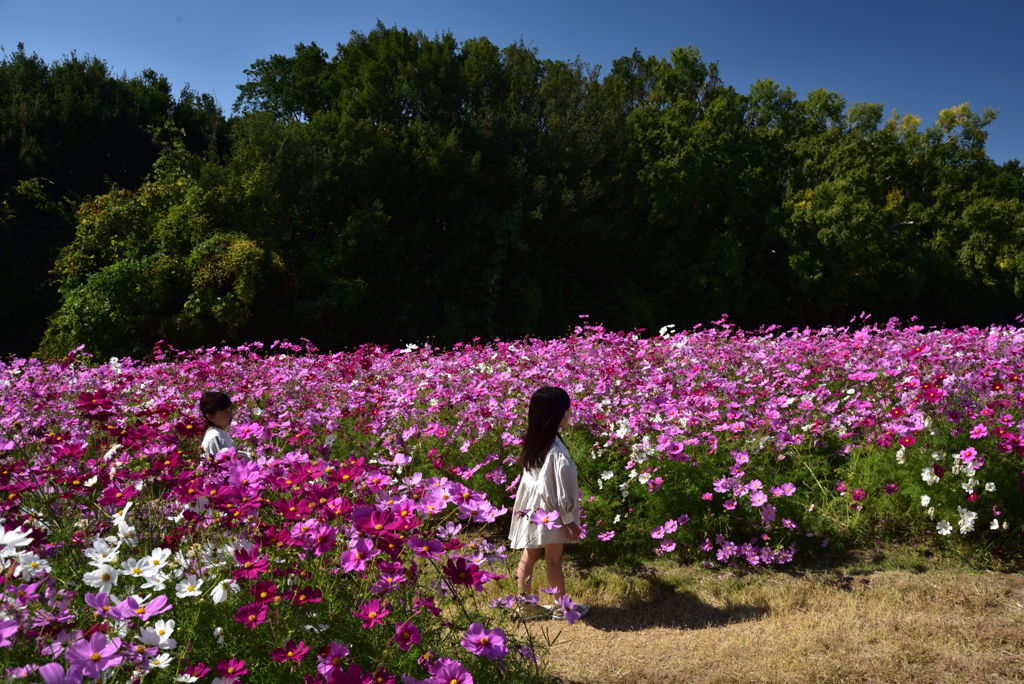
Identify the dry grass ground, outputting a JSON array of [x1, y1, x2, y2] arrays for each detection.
[[505, 555, 1024, 684]]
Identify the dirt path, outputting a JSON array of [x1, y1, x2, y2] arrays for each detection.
[[533, 568, 1024, 683]]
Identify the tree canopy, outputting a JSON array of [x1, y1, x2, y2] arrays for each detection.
[[1, 26, 1021, 359]]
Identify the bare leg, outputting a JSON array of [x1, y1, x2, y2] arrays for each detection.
[[543, 543, 565, 602], [517, 548, 542, 594]]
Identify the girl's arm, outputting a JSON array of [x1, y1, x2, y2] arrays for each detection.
[[553, 453, 579, 525]]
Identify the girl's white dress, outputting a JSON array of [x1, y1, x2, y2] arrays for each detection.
[[508, 436, 581, 548], [201, 427, 235, 458]]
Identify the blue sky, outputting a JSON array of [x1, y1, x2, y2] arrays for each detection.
[[3, 0, 1022, 163]]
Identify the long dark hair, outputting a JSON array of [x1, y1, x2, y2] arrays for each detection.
[[199, 390, 232, 430], [518, 386, 571, 471]]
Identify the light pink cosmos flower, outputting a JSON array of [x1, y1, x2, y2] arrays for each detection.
[[317, 641, 350, 679], [340, 538, 378, 573], [529, 509, 562, 529], [460, 623, 507, 660], [65, 633, 122, 678]]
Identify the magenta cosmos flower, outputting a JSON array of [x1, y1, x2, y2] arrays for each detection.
[[443, 557, 484, 587], [232, 547, 269, 580], [393, 620, 421, 651], [217, 658, 248, 678], [110, 594, 172, 621], [340, 538, 378, 573], [65, 633, 122, 678], [460, 623, 507, 660], [233, 602, 268, 629], [270, 639, 308, 662]]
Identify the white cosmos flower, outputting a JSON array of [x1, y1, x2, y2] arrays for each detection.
[[149, 653, 173, 669], [111, 502, 133, 526], [0, 527, 34, 558], [213, 626, 225, 645], [139, 620, 177, 649], [139, 573, 169, 591], [14, 552, 50, 578], [121, 558, 155, 579], [85, 539, 121, 568], [141, 547, 172, 574], [83, 564, 121, 593], [210, 579, 239, 604], [985, 482, 996, 492], [920, 495, 931, 507], [990, 519, 1000, 530], [637, 473, 651, 485], [600, 471, 614, 481], [175, 575, 203, 598], [935, 520, 953, 535]]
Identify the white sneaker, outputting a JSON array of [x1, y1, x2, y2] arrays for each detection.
[[551, 603, 589, 620]]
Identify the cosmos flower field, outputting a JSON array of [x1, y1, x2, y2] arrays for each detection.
[[2, 315, 1023, 682]]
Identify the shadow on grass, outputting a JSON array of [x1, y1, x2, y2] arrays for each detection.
[[580, 585, 768, 632]]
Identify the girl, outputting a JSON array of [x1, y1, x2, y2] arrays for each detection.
[[508, 385, 589, 620], [200, 390, 237, 458]]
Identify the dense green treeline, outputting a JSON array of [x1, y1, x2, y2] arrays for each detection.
[[2, 24, 1023, 359]]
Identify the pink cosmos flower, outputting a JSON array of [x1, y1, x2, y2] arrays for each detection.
[[340, 538, 378, 573], [556, 594, 582, 625], [65, 633, 122, 679], [271, 639, 308, 662], [852, 488, 866, 502], [430, 660, 473, 684], [355, 510, 401, 536], [460, 623, 507, 660], [723, 500, 737, 511], [749, 491, 768, 507], [408, 536, 444, 560], [353, 599, 389, 629], [598, 531, 615, 541], [393, 620, 422, 651], [317, 641, 350, 679], [970, 424, 988, 439], [233, 602, 269, 629]]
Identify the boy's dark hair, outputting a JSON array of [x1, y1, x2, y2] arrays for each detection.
[[199, 390, 232, 429], [518, 386, 571, 472]]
